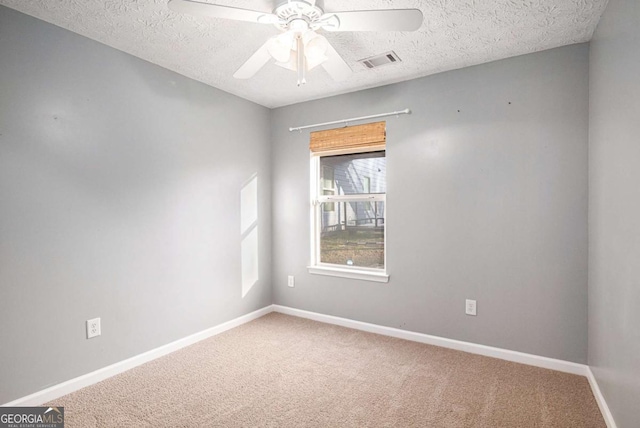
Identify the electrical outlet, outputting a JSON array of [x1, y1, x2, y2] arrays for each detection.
[[287, 275, 295, 288], [87, 318, 101, 339], [465, 299, 477, 316]]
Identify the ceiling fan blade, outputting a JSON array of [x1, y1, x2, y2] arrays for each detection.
[[168, 0, 278, 24], [321, 42, 352, 82], [233, 40, 273, 79], [322, 9, 423, 32]]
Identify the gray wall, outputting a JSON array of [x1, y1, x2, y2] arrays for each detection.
[[0, 6, 271, 404], [589, 0, 640, 426], [271, 44, 589, 364]]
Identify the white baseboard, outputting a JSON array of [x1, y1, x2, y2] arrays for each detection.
[[2, 305, 273, 407], [272, 305, 588, 375], [273, 305, 618, 426], [586, 367, 618, 428], [3, 302, 617, 428]]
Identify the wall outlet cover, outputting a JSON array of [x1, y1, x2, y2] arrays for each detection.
[[465, 299, 477, 316], [287, 275, 295, 288], [87, 318, 101, 339]]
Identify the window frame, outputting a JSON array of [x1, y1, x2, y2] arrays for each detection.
[[308, 146, 389, 283]]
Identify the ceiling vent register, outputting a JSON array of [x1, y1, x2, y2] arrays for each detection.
[[359, 51, 402, 69]]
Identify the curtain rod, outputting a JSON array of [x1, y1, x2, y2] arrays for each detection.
[[288, 108, 411, 132]]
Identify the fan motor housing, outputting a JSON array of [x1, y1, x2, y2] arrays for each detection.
[[274, 0, 324, 28]]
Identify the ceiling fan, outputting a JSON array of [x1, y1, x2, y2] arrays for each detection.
[[168, 0, 423, 86]]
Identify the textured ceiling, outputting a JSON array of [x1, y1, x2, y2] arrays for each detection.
[[0, 0, 608, 108]]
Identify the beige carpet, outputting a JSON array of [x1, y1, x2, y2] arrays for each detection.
[[47, 313, 605, 427]]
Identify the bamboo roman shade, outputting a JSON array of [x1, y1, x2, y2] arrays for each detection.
[[309, 121, 386, 153]]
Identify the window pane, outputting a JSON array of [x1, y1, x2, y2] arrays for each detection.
[[322, 166, 335, 190], [320, 151, 385, 195], [320, 201, 385, 269]]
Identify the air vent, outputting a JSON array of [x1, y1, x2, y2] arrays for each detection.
[[359, 51, 402, 69]]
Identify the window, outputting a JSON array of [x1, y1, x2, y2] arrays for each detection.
[[308, 122, 388, 283]]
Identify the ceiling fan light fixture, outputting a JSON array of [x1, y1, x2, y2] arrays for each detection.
[[304, 32, 329, 69], [268, 32, 295, 63], [273, 30, 328, 82]]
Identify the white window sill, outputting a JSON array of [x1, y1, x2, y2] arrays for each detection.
[[307, 265, 389, 283]]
